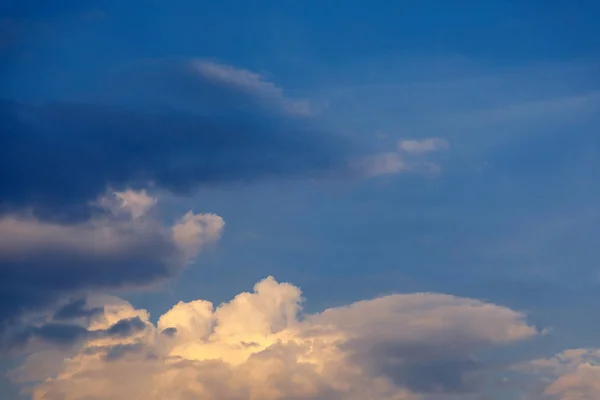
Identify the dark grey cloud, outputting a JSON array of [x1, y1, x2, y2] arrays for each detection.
[[0, 98, 353, 216], [0, 59, 359, 217], [106, 317, 146, 337], [52, 298, 105, 322], [305, 291, 536, 397], [103, 342, 147, 361], [0, 202, 224, 338], [0, 221, 177, 332], [20, 323, 90, 347], [10, 315, 149, 351], [160, 327, 177, 337], [379, 355, 481, 393], [359, 342, 484, 394]]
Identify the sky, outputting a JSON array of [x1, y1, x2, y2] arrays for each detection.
[[1, 1, 600, 399]]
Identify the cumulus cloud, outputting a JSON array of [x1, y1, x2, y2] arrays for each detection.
[[399, 138, 449, 154], [0, 190, 223, 334], [9, 276, 538, 400], [109, 189, 157, 220], [172, 211, 226, 261]]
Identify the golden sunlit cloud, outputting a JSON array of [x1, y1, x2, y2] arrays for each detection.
[[12, 276, 538, 400]]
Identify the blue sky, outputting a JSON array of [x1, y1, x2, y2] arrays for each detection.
[[1, 1, 600, 399]]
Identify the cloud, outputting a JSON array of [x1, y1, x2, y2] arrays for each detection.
[[9, 276, 538, 399], [52, 298, 104, 322], [353, 152, 407, 177], [172, 211, 226, 261], [399, 138, 449, 154], [350, 137, 449, 178], [96, 58, 318, 118], [1, 58, 443, 216], [13, 316, 147, 350], [0, 58, 353, 335], [0, 57, 447, 362], [0, 57, 427, 360], [0, 96, 353, 215], [354, 151, 443, 177], [0, 57, 350, 218], [103, 189, 157, 220], [0, 190, 223, 334], [523, 348, 600, 399], [189, 59, 313, 116]]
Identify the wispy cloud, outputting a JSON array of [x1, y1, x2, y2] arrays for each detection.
[[353, 151, 442, 177], [399, 137, 449, 154], [190, 59, 314, 116], [352, 136, 449, 177]]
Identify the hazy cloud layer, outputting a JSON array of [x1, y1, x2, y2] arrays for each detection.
[[9, 276, 538, 400]]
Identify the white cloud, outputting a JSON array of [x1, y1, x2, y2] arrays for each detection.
[[12, 277, 538, 400], [399, 138, 449, 154]]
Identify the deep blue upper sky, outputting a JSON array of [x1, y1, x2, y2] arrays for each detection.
[[3, 1, 600, 97], [1, 1, 600, 399]]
